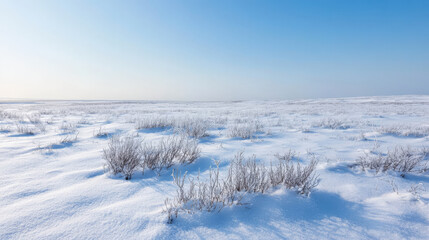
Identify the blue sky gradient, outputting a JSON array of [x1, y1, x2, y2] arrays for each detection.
[[1, 0, 428, 100]]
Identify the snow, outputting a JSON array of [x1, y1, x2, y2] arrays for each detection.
[[1, 95, 429, 239]]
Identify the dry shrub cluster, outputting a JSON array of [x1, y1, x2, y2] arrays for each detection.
[[103, 136, 142, 180], [103, 135, 200, 180], [174, 119, 209, 139], [135, 116, 174, 130], [164, 152, 319, 223], [379, 125, 429, 138], [313, 118, 352, 130], [93, 126, 110, 138], [357, 146, 429, 175], [15, 123, 37, 135], [141, 135, 201, 174], [136, 116, 209, 139], [227, 121, 264, 139]]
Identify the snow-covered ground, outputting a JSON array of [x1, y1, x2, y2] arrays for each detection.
[[1, 95, 429, 239]]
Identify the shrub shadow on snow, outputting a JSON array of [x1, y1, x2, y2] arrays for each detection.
[[381, 132, 427, 139], [358, 138, 378, 142], [94, 133, 112, 139], [403, 173, 429, 183], [85, 169, 105, 179], [326, 163, 361, 176], [6, 189, 49, 201], [301, 129, 316, 133], [175, 157, 214, 174], [167, 157, 224, 179], [94, 130, 122, 139], [138, 127, 174, 134], [198, 135, 218, 144], [170, 190, 372, 235], [179, 156, 229, 174], [50, 142, 74, 149], [401, 212, 429, 225], [8, 133, 36, 137], [57, 132, 75, 136]]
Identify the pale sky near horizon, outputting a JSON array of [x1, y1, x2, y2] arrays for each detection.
[[1, 0, 428, 101]]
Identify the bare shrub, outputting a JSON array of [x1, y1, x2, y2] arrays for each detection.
[[226, 153, 270, 194], [357, 146, 428, 175], [379, 125, 429, 138], [93, 126, 110, 138], [59, 122, 77, 133], [268, 156, 319, 196], [78, 118, 91, 125], [164, 198, 179, 224], [102, 133, 201, 179], [230, 152, 319, 196], [227, 121, 264, 139], [59, 132, 79, 144], [16, 124, 37, 135], [40, 144, 54, 155], [274, 149, 296, 161], [26, 113, 41, 124], [212, 116, 228, 128], [103, 136, 142, 180], [142, 135, 200, 174], [165, 152, 319, 223], [175, 119, 209, 139], [421, 146, 429, 157], [313, 118, 351, 129], [140, 142, 163, 172], [408, 183, 425, 201], [164, 165, 234, 223], [0, 111, 22, 121], [36, 122, 47, 133], [45, 117, 54, 125], [176, 138, 201, 164], [142, 137, 183, 171], [42, 133, 79, 153], [136, 116, 174, 130]]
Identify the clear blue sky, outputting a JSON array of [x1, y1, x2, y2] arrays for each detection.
[[1, 0, 428, 100]]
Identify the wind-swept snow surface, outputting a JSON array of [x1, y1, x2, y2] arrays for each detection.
[[1, 96, 429, 239]]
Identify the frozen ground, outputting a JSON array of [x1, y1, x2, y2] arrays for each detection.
[[1, 95, 429, 239]]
